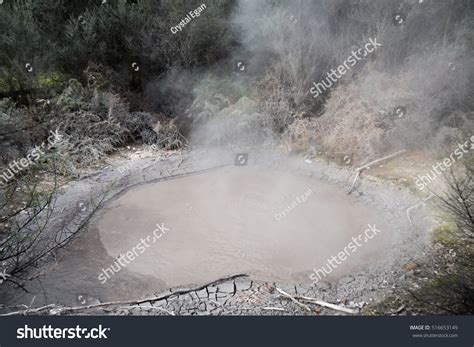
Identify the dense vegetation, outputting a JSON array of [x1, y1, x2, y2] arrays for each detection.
[[1, 0, 473, 163]]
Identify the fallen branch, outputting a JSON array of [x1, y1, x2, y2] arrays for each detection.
[[275, 287, 311, 312], [406, 193, 435, 226], [262, 307, 285, 312], [348, 170, 361, 195], [118, 305, 175, 316], [390, 304, 405, 315], [1, 274, 248, 316], [348, 150, 406, 194], [356, 150, 407, 172], [0, 304, 56, 316], [294, 295, 358, 314]]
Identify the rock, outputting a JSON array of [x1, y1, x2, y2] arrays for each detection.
[[402, 262, 418, 271]]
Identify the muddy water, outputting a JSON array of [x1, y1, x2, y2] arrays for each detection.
[[95, 166, 389, 289], [5, 166, 393, 307]]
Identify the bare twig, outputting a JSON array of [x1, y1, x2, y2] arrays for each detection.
[[0, 304, 56, 316], [348, 170, 361, 195], [294, 295, 358, 314], [348, 150, 406, 194], [118, 305, 175, 316], [390, 304, 405, 315], [275, 287, 311, 312], [262, 306, 285, 312]]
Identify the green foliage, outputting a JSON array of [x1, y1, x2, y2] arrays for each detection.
[[37, 72, 65, 92], [0, 1, 46, 94], [0, 0, 236, 97], [55, 79, 86, 112], [433, 222, 459, 248]]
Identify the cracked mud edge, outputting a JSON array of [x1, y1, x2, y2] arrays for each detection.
[[2, 273, 405, 316]]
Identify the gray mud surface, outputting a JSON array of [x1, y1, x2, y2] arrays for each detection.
[[0, 148, 435, 315]]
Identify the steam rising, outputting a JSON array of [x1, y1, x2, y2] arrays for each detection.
[[149, 0, 474, 162]]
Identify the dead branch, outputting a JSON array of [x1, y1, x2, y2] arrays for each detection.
[[0, 304, 57, 316], [118, 305, 175, 316], [348, 150, 406, 194], [262, 306, 285, 312], [390, 304, 405, 315], [275, 287, 311, 312], [293, 295, 359, 314]]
